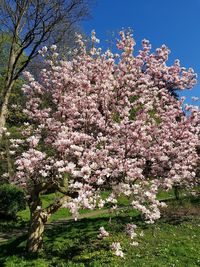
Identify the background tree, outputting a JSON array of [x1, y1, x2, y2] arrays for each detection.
[[0, 32, 28, 181], [0, 0, 93, 140], [27, 23, 88, 80]]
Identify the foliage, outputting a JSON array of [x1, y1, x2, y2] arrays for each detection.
[[0, 184, 26, 218], [0, 33, 28, 125], [0, 33, 29, 179]]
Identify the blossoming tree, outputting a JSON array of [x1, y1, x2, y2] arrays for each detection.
[[10, 31, 199, 253]]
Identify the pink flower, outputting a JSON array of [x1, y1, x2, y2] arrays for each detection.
[[98, 226, 109, 238], [111, 242, 124, 257]]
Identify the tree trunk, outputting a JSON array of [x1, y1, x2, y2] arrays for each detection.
[[173, 185, 180, 201], [0, 82, 14, 140], [26, 209, 47, 253], [5, 136, 14, 178], [26, 191, 48, 253], [26, 192, 69, 253]]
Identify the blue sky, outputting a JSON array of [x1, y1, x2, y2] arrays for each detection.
[[82, 0, 200, 105]]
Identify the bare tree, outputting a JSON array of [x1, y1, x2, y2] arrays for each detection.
[[27, 22, 88, 80], [0, 0, 92, 140]]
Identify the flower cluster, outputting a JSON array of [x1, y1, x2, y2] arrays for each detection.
[[111, 242, 124, 258], [98, 226, 109, 239]]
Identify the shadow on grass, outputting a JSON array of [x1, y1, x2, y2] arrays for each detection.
[[0, 234, 28, 265], [0, 217, 28, 232], [45, 212, 143, 260], [0, 212, 143, 265], [160, 195, 200, 225]]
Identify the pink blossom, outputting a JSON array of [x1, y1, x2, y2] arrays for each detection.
[[98, 226, 109, 238], [111, 242, 124, 258]]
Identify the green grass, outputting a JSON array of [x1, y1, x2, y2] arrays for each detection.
[[16, 188, 177, 222], [17, 193, 109, 222], [17, 193, 71, 222], [17, 190, 133, 223], [0, 195, 199, 267], [18, 187, 196, 223]]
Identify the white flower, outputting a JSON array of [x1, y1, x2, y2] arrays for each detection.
[[111, 242, 124, 258], [115, 250, 124, 257], [98, 226, 109, 238], [50, 44, 57, 51], [106, 194, 117, 204], [97, 178, 104, 185], [53, 52, 59, 59], [42, 46, 48, 52], [126, 223, 137, 239], [160, 156, 169, 161], [139, 231, 144, 237], [81, 166, 91, 176], [38, 46, 48, 56], [2, 173, 9, 178], [67, 162, 76, 170], [131, 241, 139, 246], [39, 170, 48, 177], [98, 199, 105, 208]]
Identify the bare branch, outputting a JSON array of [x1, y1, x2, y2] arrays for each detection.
[[0, 0, 92, 80]]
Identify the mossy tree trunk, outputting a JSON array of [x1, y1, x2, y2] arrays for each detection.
[[26, 190, 47, 253], [26, 208, 47, 253], [0, 82, 14, 140], [26, 190, 69, 253]]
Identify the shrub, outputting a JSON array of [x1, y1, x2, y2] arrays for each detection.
[[0, 183, 26, 218]]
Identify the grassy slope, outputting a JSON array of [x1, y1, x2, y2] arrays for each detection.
[[17, 193, 108, 222], [0, 193, 199, 267], [17, 189, 175, 222]]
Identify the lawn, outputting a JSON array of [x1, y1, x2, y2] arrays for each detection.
[[0, 192, 199, 267], [17, 189, 175, 222]]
